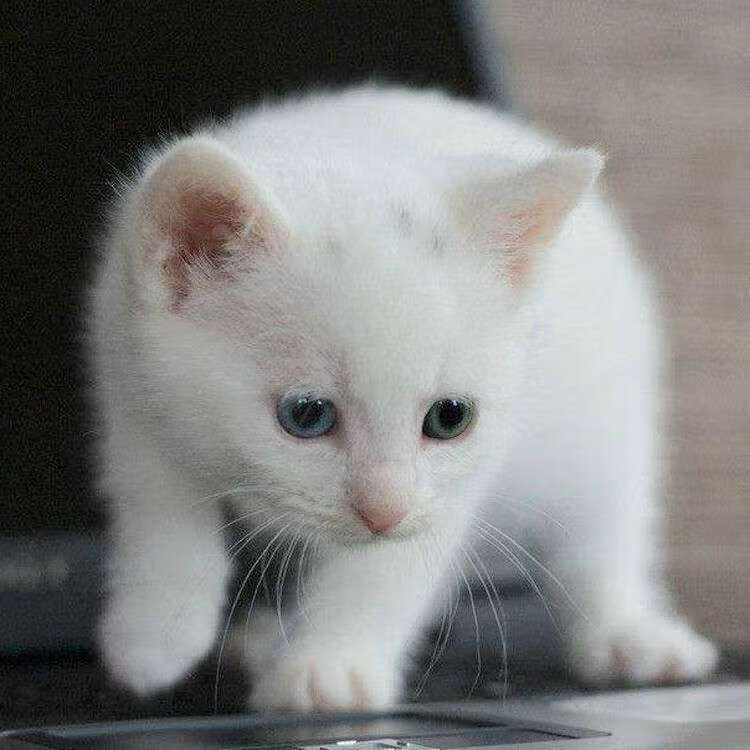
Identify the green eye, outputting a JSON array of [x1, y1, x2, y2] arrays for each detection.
[[277, 394, 337, 438], [423, 398, 474, 440]]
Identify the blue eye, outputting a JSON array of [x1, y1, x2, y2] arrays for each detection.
[[422, 398, 474, 440], [277, 394, 337, 438]]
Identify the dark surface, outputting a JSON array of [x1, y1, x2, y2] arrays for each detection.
[[2, 0, 485, 535], [4, 711, 606, 748], [0, 648, 552, 731], [0, 591, 543, 728], [1, 637, 748, 733]]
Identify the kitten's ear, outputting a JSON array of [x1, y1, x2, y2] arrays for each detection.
[[451, 149, 604, 284], [133, 135, 286, 308]]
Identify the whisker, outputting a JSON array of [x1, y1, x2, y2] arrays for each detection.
[[295, 534, 312, 626], [213, 506, 277, 535], [461, 542, 509, 701], [260, 544, 273, 608], [473, 516, 587, 622], [274, 528, 301, 646], [192, 482, 303, 509], [472, 522, 563, 637], [413, 533, 446, 695], [481, 493, 568, 533], [455, 555, 482, 697], [299, 531, 321, 625], [191, 485, 255, 508], [161, 509, 288, 665], [243, 526, 295, 658], [214, 519, 293, 711], [225, 512, 291, 559], [414, 532, 461, 697]]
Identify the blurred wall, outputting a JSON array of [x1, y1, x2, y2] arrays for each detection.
[[484, 1, 749, 649]]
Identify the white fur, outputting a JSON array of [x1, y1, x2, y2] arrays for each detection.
[[88, 86, 717, 710]]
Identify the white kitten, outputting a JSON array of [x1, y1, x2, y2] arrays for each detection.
[[88, 86, 717, 711]]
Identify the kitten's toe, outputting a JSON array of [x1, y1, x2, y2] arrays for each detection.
[[249, 639, 399, 712], [570, 615, 718, 686], [98, 597, 219, 696]]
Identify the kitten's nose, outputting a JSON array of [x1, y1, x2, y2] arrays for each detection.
[[354, 500, 407, 535]]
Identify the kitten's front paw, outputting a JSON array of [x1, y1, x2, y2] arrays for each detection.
[[98, 595, 219, 696], [570, 614, 718, 686], [249, 639, 400, 712]]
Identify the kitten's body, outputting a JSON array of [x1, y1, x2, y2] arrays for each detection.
[[90, 87, 716, 710]]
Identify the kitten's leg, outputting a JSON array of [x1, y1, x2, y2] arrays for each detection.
[[98, 433, 230, 696], [497, 267, 718, 686], [553, 493, 718, 685], [524, 395, 719, 685], [248, 529, 456, 712]]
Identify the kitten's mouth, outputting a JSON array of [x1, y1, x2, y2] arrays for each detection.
[[290, 507, 427, 546], [336, 514, 427, 546]]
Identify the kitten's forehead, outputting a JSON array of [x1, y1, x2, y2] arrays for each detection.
[[209, 190, 510, 412], [322, 247, 462, 368], [246, 231, 471, 395]]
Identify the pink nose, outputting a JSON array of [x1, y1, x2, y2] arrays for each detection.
[[354, 503, 407, 535]]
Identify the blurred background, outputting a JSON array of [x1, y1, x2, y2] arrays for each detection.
[[483, 0, 749, 652], [2, 0, 748, 725]]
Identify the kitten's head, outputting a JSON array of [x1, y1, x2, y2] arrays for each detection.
[[116, 133, 601, 545]]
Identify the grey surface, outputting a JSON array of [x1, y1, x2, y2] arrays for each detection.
[[1, 709, 603, 748], [4, 691, 750, 749], [0, 534, 102, 652]]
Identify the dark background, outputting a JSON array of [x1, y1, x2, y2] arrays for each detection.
[[2, 0, 485, 534]]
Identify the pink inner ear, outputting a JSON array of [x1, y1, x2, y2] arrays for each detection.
[[161, 188, 249, 302], [497, 196, 568, 285], [173, 189, 246, 265], [502, 195, 569, 249]]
